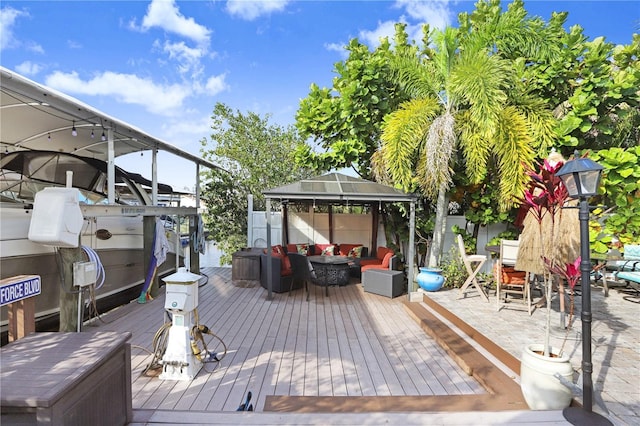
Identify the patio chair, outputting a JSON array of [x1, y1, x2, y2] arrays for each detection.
[[496, 239, 532, 315], [456, 234, 489, 302], [288, 253, 326, 301], [606, 244, 640, 298]]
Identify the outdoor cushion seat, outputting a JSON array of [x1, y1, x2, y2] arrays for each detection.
[[360, 246, 394, 267], [361, 251, 397, 272], [260, 247, 302, 293]]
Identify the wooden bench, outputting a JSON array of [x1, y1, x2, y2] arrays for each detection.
[[1, 331, 132, 425]]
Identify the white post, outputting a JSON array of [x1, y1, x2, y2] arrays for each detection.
[[247, 194, 254, 247]]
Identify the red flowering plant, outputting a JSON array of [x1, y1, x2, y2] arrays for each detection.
[[519, 156, 572, 357], [543, 256, 581, 353]]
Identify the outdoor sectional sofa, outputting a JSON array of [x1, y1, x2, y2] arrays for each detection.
[[259, 243, 371, 293]]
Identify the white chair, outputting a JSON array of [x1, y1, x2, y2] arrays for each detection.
[[456, 234, 489, 302], [496, 239, 532, 315]]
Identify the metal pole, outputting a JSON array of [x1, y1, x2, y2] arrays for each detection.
[[563, 197, 612, 425], [579, 197, 593, 413]]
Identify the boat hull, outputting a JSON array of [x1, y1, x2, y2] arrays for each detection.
[[1, 205, 181, 338]]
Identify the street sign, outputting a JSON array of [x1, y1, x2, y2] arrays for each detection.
[[0, 275, 41, 306]]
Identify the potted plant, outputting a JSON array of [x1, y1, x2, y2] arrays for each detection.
[[516, 153, 580, 410]]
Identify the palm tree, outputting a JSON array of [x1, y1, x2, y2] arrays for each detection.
[[379, 2, 559, 268]]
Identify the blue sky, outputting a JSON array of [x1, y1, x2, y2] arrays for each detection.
[[1, 0, 638, 191]]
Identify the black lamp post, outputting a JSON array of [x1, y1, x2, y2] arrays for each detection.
[[556, 152, 611, 426]]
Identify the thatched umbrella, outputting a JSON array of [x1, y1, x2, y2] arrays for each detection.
[[515, 151, 581, 329], [516, 200, 580, 274]]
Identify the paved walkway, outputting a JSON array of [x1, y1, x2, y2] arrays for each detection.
[[422, 280, 639, 426]]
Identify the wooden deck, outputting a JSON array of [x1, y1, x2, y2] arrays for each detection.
[[86, 267, 486, 411], [78, 267, 585, 424]]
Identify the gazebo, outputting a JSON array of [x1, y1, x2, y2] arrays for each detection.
[[262, 173, 418, 299]]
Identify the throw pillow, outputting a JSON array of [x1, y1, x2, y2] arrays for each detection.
[[296, 244, 309, 255], [321, 245, 335, 256], [348, 246, 363, 258]]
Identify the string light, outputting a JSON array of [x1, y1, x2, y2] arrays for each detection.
[[71, 121, 77, 137], [91, 129, 95, 138], [48, 132, 51, 141], [101, 130, 106, 141]]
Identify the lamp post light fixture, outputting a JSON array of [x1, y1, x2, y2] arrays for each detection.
[[556, 151, 611, 426]]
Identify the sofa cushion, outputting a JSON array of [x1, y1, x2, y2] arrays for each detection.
[[273, 252, 292, 276], [296, 243, 310, 255], [376, 246, 394, 261], [348, 246, 363, 258], [287, 243, 309, 255], [380, 252, 393, 268], [271, 244, 285, 256]]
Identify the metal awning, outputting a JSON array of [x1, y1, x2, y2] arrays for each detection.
[[1, 66, 222, 207], [0, 66, 216, 169]]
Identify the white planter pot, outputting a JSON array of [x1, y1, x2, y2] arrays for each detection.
[[520, 343, 574, 410]]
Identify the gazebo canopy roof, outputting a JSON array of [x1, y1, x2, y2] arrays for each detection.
[[263, 172, 416, 204]]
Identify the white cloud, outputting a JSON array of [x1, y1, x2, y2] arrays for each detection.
[[161, 114, 212, 141], [324, 42, 348, 59], [162, 40, 206, 77], [67, 40, 82, 49], [1, 6, 43, 52], [204, 74, 228, 95], [324, 42, 345, 53], [226, 0, 289, 21], [394, 0, 454, 30], [15, 60, 42, 76], [135, 0, 211, 46], [355, 1, 455, 49], [129, 0, 213, 79], [45, 70, 191, 116], [358, 20, 400, 48], [0, 6, 25, 50]]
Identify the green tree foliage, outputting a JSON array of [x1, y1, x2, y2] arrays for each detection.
[[295, 34, 410, 177], [589, 146, 640, 252], [380, 1, 560, 265], [200, 102, 312, 264], [528, 27, 640, 150]]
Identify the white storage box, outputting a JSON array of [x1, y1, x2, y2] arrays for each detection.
[[28, 187, 83, 247]]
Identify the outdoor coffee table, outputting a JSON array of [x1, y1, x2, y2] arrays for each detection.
[[308, 255, 352, 288]]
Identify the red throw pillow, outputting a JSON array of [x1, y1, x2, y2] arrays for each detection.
[[273, 252, 292, 276]]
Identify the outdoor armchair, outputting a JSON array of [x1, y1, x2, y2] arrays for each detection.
[[496, 239, 532, 315]]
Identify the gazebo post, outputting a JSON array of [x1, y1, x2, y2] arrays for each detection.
[[408, 199, 416, 295], [266, 198, 272, 301]]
